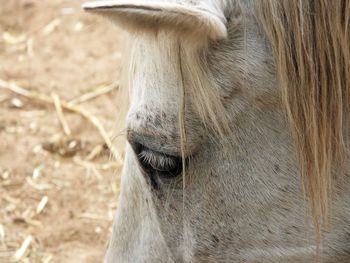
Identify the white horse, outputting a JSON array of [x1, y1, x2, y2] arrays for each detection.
[[83, 0, 350, 262]]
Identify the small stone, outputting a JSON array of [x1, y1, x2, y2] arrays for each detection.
[[9, 97, 23, 108]]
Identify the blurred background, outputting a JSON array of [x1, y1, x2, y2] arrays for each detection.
[[0, 1, 126, 262]]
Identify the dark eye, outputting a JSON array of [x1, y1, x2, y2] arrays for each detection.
[[133, 143, 183, 179]]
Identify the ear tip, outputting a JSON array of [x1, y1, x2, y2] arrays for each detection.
[[207, 16, 228, 40], [82, 2, 94, 11], [82, 1, 111, 11]]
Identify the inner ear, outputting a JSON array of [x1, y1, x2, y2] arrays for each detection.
[[83, 1, 227, 40]]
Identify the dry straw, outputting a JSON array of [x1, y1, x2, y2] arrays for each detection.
[[0, 79, 122, 165]]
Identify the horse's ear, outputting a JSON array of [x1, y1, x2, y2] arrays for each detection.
[[82, 1, 227, 40]]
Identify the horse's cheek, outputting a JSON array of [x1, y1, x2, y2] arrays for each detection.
[[106, 146, 177, 262]]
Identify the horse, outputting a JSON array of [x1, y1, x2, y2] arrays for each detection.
[[83, 0, 350, 262]]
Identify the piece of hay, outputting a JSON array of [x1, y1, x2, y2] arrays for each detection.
[[32, 164, 44, 180], [13, 235, 33, 262], [0, 224, 5, 243], [36, 196, 49, 214], [68, 84, 118, 106], [43, 18, 61, 35], [42, 254, 53, 263], [86, 144, 104, 161], [52, 93, 71, 136], [26, 177, 53, 191]]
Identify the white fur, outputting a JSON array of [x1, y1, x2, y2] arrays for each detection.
[[83, 0, 350, 262]]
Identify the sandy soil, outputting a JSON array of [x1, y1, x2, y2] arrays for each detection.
[[0, 1, 126, 262]]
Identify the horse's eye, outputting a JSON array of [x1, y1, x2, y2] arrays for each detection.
[[133, 144, 183, 179]]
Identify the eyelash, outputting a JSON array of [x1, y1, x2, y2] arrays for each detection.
[[135, 146, 183, 179], [138, 149, 180, 173]]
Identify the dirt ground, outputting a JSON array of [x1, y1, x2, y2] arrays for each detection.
[[0, 1, 126, 262]]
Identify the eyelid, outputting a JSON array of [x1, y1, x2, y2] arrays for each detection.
[[138, 149, 178, 171], [131, 142, 183, 182]]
